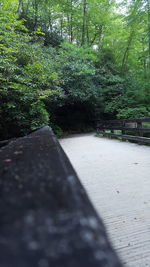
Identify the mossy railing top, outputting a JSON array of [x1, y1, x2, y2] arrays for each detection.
[[0, 126, 122, 267]]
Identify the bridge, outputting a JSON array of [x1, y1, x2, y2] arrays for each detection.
[[0, 121, 150, 267], [60, 133, 150, 266]]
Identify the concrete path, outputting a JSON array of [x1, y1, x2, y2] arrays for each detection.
[[60, 133, 150, 267]]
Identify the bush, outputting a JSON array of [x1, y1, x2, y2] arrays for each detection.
[[52, 125, 63, 138], [44, 32, 63, 47], [29, 101, 49, 130], [0, 89, 49, 140], [117, 107, 150, 119]]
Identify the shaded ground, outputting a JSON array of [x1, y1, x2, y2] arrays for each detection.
[[60, 133, 150, 267]]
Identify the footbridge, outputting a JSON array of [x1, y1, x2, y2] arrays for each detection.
[[0, 121, 150, 267], [60, 132, 150, 266]]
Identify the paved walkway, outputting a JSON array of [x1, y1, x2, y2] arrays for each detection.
[[60, 133, 150, 267]]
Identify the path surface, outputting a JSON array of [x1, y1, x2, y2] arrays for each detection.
[[60, 133, 150, 267]]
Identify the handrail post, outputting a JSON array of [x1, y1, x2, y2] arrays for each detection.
[[137, 120, 143, 144], [121, 120, 125, 140]]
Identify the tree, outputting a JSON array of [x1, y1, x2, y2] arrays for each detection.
[[1, 0, 150, 138], [147, 0, 150, 68]]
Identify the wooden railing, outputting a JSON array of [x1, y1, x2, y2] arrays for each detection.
[[96, 117, 150, 144], [0, 126, 123, 267]]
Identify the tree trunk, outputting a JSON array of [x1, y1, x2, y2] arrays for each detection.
[[67, 14, 70, 41], [34, 0, 38, 31], [148, 0, 150, 68], [17, 0, 24, 16], [70, 0, 73, 43], [70, 15, 73, 42], [67, 0, 73, 43], [81, 0, 87, 46], [122, 31, 134, 70], [48, 6, 53, 33], [86, 17, 89, 45], [24, 0, 30, 17], [60, 18, 63, 38]]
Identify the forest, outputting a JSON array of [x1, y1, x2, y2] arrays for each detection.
[[0, 0, 150, 139]]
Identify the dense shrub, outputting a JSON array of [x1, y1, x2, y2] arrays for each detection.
[[0, 4, 149, 140], [117, 107, 150, 119], [0, 88, 49, 140]]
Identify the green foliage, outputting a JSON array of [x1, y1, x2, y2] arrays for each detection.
[[0, 0, 150, 140], [117, 107, 150, 119], [29, 101, 49, 130], [52, 125, 63, 138], [44, 32, 63, 47], [58, 43, 99, 104], [0, 7, 62, 139], [0, 89, 49, 139]]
